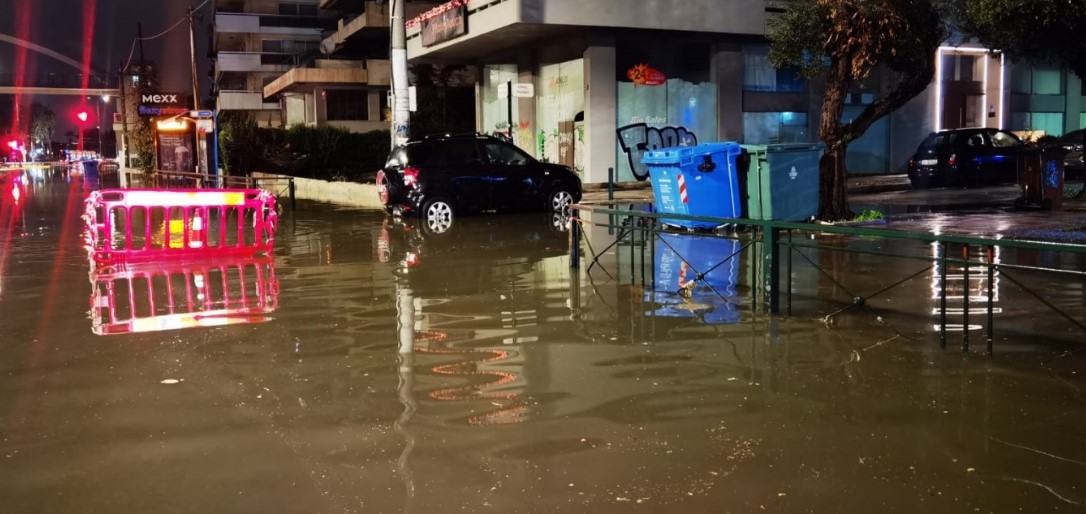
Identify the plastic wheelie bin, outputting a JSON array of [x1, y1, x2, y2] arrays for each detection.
[[739, 143, 824, 221], [642, 142, 743, 229]]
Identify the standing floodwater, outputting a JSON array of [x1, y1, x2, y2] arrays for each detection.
[[1, 176, 1083, 513]]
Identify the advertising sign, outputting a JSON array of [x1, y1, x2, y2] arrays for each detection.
[[420, 0, 468, 47], [138, 92, 189, 117]]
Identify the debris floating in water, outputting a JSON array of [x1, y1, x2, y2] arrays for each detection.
[[160, 379, 181, 385]]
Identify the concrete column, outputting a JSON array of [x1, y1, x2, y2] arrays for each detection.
[[711, 44, 744, 142], [1066, 72, 1082, 132], [583, 43, 616, 184]]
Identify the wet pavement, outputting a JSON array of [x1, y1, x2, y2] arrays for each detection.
[[1, 172, 1084, 513]]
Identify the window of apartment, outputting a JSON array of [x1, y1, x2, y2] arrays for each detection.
[[261, 39, 318, 54], [1010, 66, 1064, 95], [743, 46, 805, 92], [742, 112, 808, 144], [278, 2, 318, 15], [325, 89, 367, 121], [1010, 112, 1064, 136]]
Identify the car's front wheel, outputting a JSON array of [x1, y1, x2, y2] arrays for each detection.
[[421, 197, 455, 234], [546, 187, 575, 213]]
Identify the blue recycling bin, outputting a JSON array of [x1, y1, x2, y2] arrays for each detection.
[[81, 159, 99, 180], [642, 142, 743, 229], [646, 233, 741, 325]]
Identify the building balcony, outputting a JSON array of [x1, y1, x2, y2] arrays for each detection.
[[215, 52, 299, 73], [216, 90, 281, 111], [264, 59, 389, 98], [215, 12, 330, 36]]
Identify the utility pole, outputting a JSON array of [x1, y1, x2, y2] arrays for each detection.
[[187, 6, 200, 110], [391, 0, 410, 148]]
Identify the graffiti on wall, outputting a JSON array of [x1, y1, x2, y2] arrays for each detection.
[[616, 123, 698, 181]]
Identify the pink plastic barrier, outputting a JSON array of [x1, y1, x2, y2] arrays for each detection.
[[89, 254, 279, 336], [83, 188, 278, 263]]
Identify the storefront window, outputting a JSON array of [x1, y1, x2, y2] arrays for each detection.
[[743, 46, 805, 93], [616, 41, 717, 181], [742, 112, 808, 145], [482, 65, 521, 142], [536, 59, 585, 172]]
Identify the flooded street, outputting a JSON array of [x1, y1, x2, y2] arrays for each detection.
[[1, 177, 1084, 513]]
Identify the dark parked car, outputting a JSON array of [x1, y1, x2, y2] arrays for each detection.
[[1055, 129, 1085, 180], [376, 134, 582, 231], [907, 128, 1024, 189]]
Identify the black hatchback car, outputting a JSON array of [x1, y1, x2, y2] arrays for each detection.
[[1055, 129, 1085, 180], [907, 128, 1024, 189], [376, 134, 582, 231]]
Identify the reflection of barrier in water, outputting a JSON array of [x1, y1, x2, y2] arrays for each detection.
[[647, 233, 742, 324], [89, 254, 279, 335], [83, 188, 278, 263]]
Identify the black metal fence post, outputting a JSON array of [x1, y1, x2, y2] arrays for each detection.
[[765, 226, 781, 314], [963, 245, 971, 353], [570, 209, 581, 269], [288, 178, 296, 211]]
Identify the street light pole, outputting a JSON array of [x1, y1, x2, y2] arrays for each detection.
[[391, 0, 409, 148], [95, 96, 102, 157]]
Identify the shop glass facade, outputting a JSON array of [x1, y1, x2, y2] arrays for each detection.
[[615, 41, 717, 182], [536, 59, 585, 172], [481, 65, 524, 145]]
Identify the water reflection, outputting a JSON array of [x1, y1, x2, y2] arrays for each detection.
[[88, 254, 279, 335], [385, 213, 571, 428], [647, 233, 742, 324]]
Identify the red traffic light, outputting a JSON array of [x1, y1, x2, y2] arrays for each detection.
[[77, 111, 88, 122]]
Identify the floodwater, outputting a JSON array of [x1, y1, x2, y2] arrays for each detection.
[[1, 174, 1084, 513]]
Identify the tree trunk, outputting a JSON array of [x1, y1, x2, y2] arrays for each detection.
[[818, 61, 852, 221], [818, 145, 852, 221]]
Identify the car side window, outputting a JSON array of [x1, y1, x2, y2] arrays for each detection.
[[441, 140, 485, 167], [990, 131, 1019, 148], [482, 142, 530, 166], [965, 132, 988, 148]]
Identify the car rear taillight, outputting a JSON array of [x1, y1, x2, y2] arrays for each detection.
[[908, 158, 915, 168], [947, 154, 957, 167], [403, 167, 420, 187]]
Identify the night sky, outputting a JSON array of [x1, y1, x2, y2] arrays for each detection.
[[1, 0, 213, 134]]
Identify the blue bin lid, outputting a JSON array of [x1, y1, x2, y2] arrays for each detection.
[[642, 142, 741, 165]]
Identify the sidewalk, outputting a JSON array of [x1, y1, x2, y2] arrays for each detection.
[[580, 174, 912, 204]]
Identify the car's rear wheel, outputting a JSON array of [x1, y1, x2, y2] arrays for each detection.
[[421, 197, 455, 234], [547, 187, 575, 213]]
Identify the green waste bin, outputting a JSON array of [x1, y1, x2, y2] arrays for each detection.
[[739, 143, 824, 221]]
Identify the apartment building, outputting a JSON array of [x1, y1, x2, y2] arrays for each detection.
[[210, 0, 333, 126], [404, 0, 1085, 183]]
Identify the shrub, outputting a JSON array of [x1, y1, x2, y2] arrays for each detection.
[[219, 118, 389, 183], [853, 209, 885, 221]]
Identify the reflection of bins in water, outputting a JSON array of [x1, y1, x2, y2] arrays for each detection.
[[647, 233, 741, 324], [642, 143, 742, 229]]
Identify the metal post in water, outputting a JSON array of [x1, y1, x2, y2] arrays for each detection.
[[940, 242, 947, 349], [569, 209, 581, 269], [963, 245, 971, 353], [608, 167, 614, 201], [288, 178, 296, 211], [786, 229, 793, 316], [765, 226, 780, 314], [987, 246, 995, 355]]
